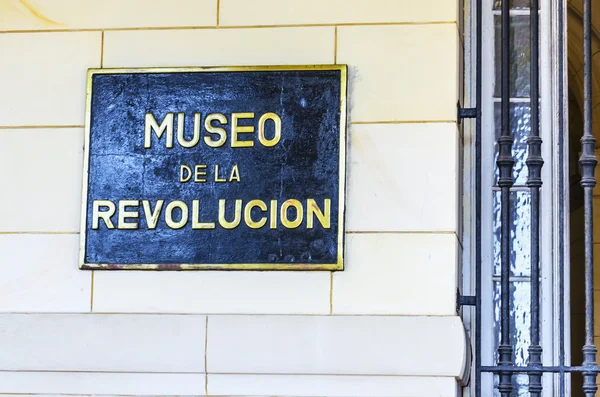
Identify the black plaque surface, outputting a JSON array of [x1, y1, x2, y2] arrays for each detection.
[[80, 66, 346, 270]]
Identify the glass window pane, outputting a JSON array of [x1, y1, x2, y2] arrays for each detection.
[[494, 0, 538, 10], [493, 190, 531, 278], [493, 374, 530, 397], [494, 103, 531, 186], [494, 15, 531, 98], [492, 281, 532, 396], [493, 281, 531, 364]]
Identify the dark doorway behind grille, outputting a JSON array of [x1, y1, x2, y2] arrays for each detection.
[[569, 1, 600, 395]]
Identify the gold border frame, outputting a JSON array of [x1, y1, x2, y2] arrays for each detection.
[[79, 65, 347, 271]]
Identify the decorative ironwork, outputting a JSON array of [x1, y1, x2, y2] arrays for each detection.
[[496, 0, 515, 395], [579, 0, 599, 395], [458, 0, 600, 395], [526, 0, 543, 395]]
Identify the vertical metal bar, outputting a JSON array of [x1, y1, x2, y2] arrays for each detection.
[[475, 0, 482, 395], [580, 0, 599, 395], [497, 0, 514, 395], [557, 0, 566, 394], [527, 0, 543, 394]]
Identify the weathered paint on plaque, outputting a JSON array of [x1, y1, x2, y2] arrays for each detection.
[[80, 66, 346, 271]]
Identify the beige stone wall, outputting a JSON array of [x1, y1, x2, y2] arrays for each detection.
[[0, 1, 466, 396]]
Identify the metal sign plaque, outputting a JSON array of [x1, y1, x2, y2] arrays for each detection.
[[80, 66, 346, 271]]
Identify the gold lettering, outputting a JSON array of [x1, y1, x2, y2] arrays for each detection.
[[280, 199, 303, 229], [270, 200, 278, 229], [165, 200, 188, 229], [118, 200, 139, 229], [258, 112, 281, 147], [92, 200, 116, 229], [194, 165, 207, 182], [231, 112, 255, 147], [180, 164, 192, 182], [244, 200, 267, 229], [144, 113, 174, 148], [176, 112, 201, 148], [142, 200, 164, 229], [229, 164, 241, 182], [307, 198, 331, 229], [204, 113, 227, 148], [214, 164, 226, 182], [192, 200, 215, 229], [218, 199, 242, 229]]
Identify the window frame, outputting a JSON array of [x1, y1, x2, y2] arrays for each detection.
[[461, 0, 570, 395]]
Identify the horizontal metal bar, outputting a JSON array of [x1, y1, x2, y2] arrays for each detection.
[[458, 106, 478, 121], [481, 365, 600, 374], [491, 186, 531, 191], [457, 294, 477, 307], [491, 275, 531, 282]]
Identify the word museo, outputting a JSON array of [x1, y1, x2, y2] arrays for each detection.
[[144, 111, 281, 148]]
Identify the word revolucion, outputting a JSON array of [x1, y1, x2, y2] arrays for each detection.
[[92, 198, 331, 230]]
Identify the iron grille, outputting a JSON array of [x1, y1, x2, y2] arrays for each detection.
[[459, 0, 600, 395]]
